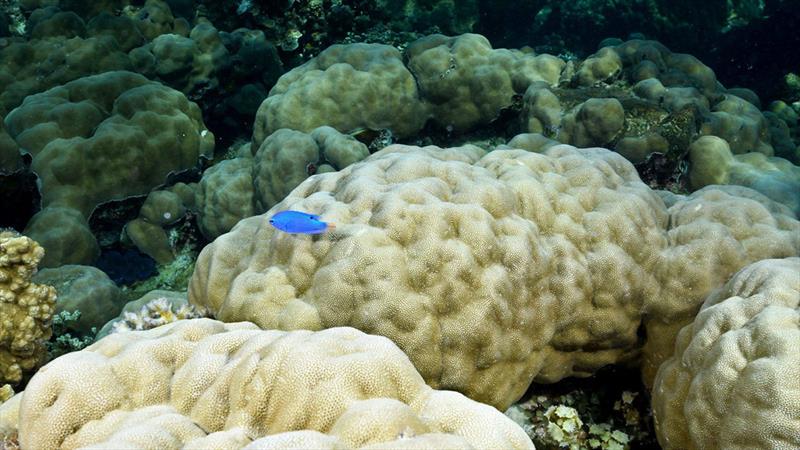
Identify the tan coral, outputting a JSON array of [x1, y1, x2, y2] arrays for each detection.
[[16, 318, 533, 449], [652, 257, 800, 450], [0, 231, 56, 385], [190, 143, 799, 410]]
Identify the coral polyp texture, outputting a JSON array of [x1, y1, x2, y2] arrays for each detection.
[[0, 231, 56, 385], [189, 143, 799, 410], [9, 318, 533, 449], [652, 257, 800, 450]]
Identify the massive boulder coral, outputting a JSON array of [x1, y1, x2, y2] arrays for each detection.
[[130, 19, 229, 94], [652, 257, 800, 450], [406, 33, 564, 132], [0, 231, 56, 385], [253, 126, 371, 212], [4, 70, 214, 217], [252, 42, 429, 145], [687, 135, 800, 215], [190, 143, 799, 409], [9, 318, 532, 449], [640, 184, 800, 385], [196, 155, 256, 240], [196, 126, 371, 240], [22, 207, 99, 268], [32, 265, 122, 335]]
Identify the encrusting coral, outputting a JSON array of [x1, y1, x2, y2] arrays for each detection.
[[189, 143, 799, 410], [7, 318, 533, 449], [652, 257, 800, 450], [0, 231, 56, 385]]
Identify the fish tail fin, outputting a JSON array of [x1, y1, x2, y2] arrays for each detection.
[[326, 222, 336, 232]]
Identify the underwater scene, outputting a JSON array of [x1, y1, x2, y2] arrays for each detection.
[[0, 0, 799, 449]]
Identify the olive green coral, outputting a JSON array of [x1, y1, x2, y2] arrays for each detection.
[[4, 70, 214, 217], [0, 231, 56, 385]]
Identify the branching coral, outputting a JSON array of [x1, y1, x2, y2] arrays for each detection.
[[0, 231, 56, 385]]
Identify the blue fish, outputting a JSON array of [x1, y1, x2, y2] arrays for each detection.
[[269, 210, 336, 234]]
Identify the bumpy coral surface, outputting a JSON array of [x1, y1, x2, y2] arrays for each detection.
[[4, 70, 214, 216], [688, 135, 800, 214], [652, 258, 800, 450], [190, 143, 799, 409], [14, 318, 532, 449], [406, 33, 564, 132], [0, 232, 56, 385], [253, 43, 428, 145], [253, 126, 371, 212], [22, 206, 99, 268], [196, 156, 256, 240], [32, 265, 122, 334]]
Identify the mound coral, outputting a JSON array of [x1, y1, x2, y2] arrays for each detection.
[[10, 318, 532, 449], [4, 70, 214, 217], [253, 42, 428, 145], [688, 135, 800, 214], [32, 265, 122, 335], [406, 33, 564, 132], [190, 143, 799, 409], [0, 231, 56, 385], [652, 257, 800, 449]]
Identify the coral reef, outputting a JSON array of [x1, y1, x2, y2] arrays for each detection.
[[0, 231, 56, 385], [189, 143, 799, 410], [1, 2, 797, 447], [8, 318, 533, 449]]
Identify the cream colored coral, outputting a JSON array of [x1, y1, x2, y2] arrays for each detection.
[[16, 318, 532, 449], [652, 258, 800, 450], [0, 231, 56, 384], [190, 143, 799, 410]]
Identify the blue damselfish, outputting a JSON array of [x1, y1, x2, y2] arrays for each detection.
[[268, 210, 336, 234]]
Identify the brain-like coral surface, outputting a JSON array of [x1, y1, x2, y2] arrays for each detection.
[[15, 318, 532, 449], [190, 142, 798, 409], [0, 231, 56, 385], [4, 70, 214, 216], [652, 257, 800, 450]]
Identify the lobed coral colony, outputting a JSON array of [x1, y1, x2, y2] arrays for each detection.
[[1, 1, 798, 449]]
